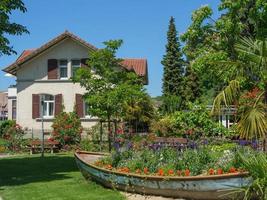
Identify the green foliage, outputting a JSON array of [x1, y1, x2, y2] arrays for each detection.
[[152, 103, 229, 137], [0, 120, 15, 137], [73, 40, 145, 121], [212, 38, 267, 140], [1, 123, 25, 151], [0, 0, 29, 56], [159, 95, 182, 115], [101, 145, 241, 176], [181, 1, 267, 93], [52, 111, 83, 145], [237, 89, 267, 139], [161, 17, 184, 97], [123, 94, 155, 130], [183, 65, 201, 104], [79, 139, 108, 152], [237, 151, 267, 200]]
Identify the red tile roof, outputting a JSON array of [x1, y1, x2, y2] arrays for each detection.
[[16, 49, 36, 62], [121, 59, 147, 77], [3, 31, 148, 84]]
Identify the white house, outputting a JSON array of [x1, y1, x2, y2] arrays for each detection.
[[3, 31, 148, 134]]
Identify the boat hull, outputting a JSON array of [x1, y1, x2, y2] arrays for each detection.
[[75, 151, 251, 200]]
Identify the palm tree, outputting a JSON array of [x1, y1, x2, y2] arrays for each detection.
[[212, 37, 267, 149]]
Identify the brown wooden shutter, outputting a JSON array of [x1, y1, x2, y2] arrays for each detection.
[[75, 94, 84, 118], [54, 94, 63, 116], [32, 94, 40, 119], [81, 58, 89, 68], [48, 59, 58, 79]]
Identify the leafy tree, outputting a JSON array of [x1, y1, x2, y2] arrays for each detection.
[[123, 94, 155, 132], [183, 65, 201, 104], [73, 40, 146, 151], [0, 0, 29, 56], [212, 38, 267, 145], [162, 17, 184, 97], [159, 95, 182, 115], [181, 1, 267, 93]]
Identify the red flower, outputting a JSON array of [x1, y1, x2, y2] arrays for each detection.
[[217, 168, 223, 175], [157, 168, 164, 176], [143, 167, 149, 174], [229, 167, 237, 173], [184, 169, 190, 176], [105, 164, 112, 170], [208, 168, 215, 175], [168, 169, 174, 175]]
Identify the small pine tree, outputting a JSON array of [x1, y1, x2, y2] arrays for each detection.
[[161, 16, 184, 97]]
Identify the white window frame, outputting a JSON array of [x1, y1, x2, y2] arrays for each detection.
[[84, 101, 91, 118], [71, 59, 81, 77], [41, 94, 55, 118], [58, 59, 68, 79]]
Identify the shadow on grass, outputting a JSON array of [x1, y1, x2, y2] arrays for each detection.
[[0, 154, 78, 187]]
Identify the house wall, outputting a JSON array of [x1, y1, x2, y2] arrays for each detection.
[[7, 87, 17, 120], [16, 38, 97, 132]]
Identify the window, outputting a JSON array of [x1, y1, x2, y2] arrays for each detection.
[[59, 60, 68, 79], [12, 100, 17, 120], [84, 102, 91, 118], [41, 94, 54, 118], [71, 59, 81, 77]]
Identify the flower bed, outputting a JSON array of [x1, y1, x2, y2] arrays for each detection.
[[93, 145, 247, 177]]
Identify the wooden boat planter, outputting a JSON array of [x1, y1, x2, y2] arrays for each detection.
[[75, 151, 252, 200]]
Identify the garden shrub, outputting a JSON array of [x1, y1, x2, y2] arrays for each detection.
[[79, 139, 109, 152], [0, 138, 9, 153], [52, 111, 83, 145], [0, 120, 15, 137], [152, 104, 229, 138], [2, 123, 25, 151]]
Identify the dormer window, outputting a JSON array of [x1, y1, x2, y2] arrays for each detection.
[[59, 59, 68, 79], [71, 59, 81, 77]]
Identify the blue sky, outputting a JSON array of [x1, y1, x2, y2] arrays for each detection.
[[0, 0, 221, 97]]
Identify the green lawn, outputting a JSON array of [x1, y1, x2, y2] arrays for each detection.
[[0, 153, 125, 200]]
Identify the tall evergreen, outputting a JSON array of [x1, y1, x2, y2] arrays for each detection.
[[161, 17, 184, 97], [183, 66, 201, 103]]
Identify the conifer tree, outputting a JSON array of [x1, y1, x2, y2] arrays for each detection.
[[161, 17, 184, 97], [183, 65, 201, 103]]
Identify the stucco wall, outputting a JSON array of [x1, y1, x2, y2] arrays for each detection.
[[16, 38, 97, 131]]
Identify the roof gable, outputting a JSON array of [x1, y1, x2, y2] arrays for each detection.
[[2, 31, 148, 84]]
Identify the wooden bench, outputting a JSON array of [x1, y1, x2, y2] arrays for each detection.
[[27, 140, 59, 155]]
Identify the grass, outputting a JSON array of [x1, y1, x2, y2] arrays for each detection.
[[0, 153, 125, 200]]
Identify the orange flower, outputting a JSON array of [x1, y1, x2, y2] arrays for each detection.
[[105, 164, 112, 170], [208, 168, 215, 175], [124, 167, 130, 173], [144, 167, 149, 174], [177, 170, 182, 176], [157, 168, 164, 176], [136, 169, 141, 174], [168, 169, 174, 175], [184, 169, 190, 176], [217, 168, 223, 175], [229, 167, 237, 173]]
